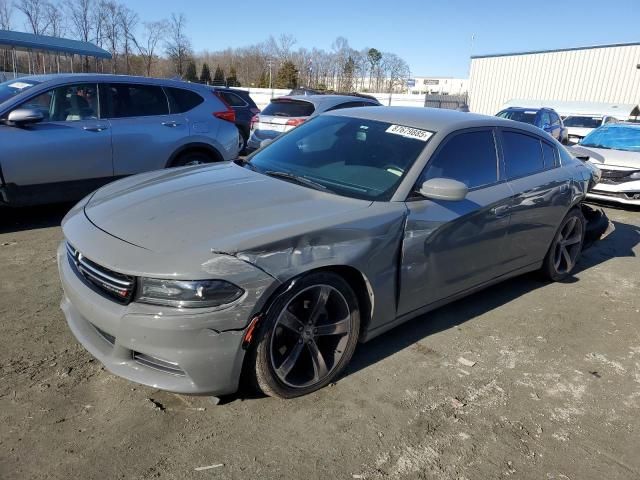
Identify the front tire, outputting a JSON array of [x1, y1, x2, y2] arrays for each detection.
[[250, 272, 360, 399], [541, 208, 586, 281]]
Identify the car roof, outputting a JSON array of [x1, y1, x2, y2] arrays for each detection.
[[325, 106, 544, 135], [500, 106, 557, 113], [14, 73, 211, 91], [273, 94, 380, 110]]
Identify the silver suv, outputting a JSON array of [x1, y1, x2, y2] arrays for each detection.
[[0, 74, 240, 206]]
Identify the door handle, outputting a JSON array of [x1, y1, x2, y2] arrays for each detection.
[[491, 205, 510, 217], [83, 125, 108, 132], [162, 121, 181, 128]]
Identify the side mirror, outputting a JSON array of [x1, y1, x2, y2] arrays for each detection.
[[419, 178, 468, 201], [542, 123, 551, 131], [7, 108, 44, 126], [259, 138, 273, 149]]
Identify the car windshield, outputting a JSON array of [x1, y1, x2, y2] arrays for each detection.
[[0, 79, 40, 105], [497, 110, 537, 124], [262, 99, 315, 117], [563, 116, 602, 128], [248, 115, 432, 201], [580, 125, 640, 152]]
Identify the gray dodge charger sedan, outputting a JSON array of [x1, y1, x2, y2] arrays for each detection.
[[58, 107, 598, 399]]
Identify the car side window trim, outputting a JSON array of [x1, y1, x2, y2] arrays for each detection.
[[409, 127, 503, 201]]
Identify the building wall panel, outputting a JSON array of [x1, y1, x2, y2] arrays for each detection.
[[469, 44, 640, 115]]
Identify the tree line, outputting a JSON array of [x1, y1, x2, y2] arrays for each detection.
[[1, 0, 411, 93]]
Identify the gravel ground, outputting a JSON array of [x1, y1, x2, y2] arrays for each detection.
[[1, 203, 639, 480]]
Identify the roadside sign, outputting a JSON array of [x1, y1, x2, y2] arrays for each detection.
[[407, 78, 416, 87]]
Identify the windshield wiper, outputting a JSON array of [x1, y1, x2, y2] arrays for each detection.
[[264, 170, 327, 191]]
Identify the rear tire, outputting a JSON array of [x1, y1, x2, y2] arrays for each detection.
[[249, 272, 360, 399], [541, 208, 586, 281]]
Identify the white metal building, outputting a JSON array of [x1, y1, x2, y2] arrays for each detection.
[[469, 42, 640, 115]]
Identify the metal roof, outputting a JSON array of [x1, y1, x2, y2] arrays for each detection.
[[0, 29, 111, 59], [471, 41, 640, 60]]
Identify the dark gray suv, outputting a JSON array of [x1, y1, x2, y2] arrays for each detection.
[[0, 74, 240, 206]]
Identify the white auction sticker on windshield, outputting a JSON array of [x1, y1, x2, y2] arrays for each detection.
[[8, 82, 32, 89], [386, 124, 433, 142]]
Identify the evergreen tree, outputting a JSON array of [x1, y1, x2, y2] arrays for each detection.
[[200, 63, 212, 84], [213, 65, 225, 85], [184, 61, 198, 82], [226, 67, 240, 87], [274, 61, 298, 89]]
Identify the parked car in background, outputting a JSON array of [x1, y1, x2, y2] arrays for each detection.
[[210, 86, 260, 153], [496, 107, 568, 144], [571, 123, 640, 206], [562, 114, 618, 144], [247, 94, 382, 151], [0, 74, 240, 207], [59, 107, 599, 400]]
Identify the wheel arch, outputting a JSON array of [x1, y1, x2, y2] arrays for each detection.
[[250, 265, 374, 342], [165, 142, 224, 167]]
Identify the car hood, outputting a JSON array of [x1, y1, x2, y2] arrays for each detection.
[[570, 145, 640, 169], [84, 162, 372, 254]]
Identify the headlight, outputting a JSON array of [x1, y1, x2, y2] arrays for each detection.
[[136, 278, 244, 308]]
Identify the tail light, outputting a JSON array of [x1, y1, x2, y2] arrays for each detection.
[[250, 114, 259, 131], [286, 118, 306, 127], [212, 91, 236, 123]]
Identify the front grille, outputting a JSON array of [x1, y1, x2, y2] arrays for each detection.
[[66, 242, 135, 304], [133, 352, 185, 376], [598, 169, 640, 185]]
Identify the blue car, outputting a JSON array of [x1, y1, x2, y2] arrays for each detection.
[[497, 107, 568, 144]]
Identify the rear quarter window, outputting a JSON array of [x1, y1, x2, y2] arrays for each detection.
[[218, 91, 248, 107], [165, 87, 204, 113], [262, 100, 314, 117]]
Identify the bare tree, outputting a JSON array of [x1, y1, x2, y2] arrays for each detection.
[[0, 0, 12, 29], [46, 2, 66, 36], [65, 0, 94, 71], [382, 53, 410, 93], [0, 0, 13, 73], [165, 12, 191, 76], [117, 5, 137, 74], [134, 20, 168, 76], [100, 0, 120, 72], [16, 0, 52, 35]]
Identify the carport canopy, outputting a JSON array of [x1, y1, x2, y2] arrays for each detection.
[[0, 29, 111, 59]]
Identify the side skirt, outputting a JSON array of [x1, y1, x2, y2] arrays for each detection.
[[360, 261, 542, 343]]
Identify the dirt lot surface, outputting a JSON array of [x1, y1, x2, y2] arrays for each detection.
[[1, 203, 639, 480]]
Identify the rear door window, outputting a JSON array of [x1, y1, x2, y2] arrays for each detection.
[[165, 87, 204, 113], [502, 130, 546, 178], [421, 129, 498, 189], [102, 83, 169, 118], [262, 100, 314, 117]]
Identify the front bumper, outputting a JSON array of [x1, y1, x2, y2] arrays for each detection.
[[58, 243, 250, 395], [587, 180, 640, 206]]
